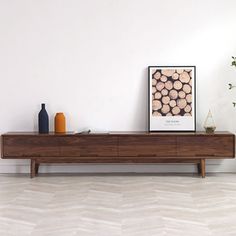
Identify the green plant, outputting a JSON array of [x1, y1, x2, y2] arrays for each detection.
[[232, 56, 236, 67], [228, 56, 236, 106]]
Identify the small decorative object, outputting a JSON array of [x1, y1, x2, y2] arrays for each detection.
[[148, 66, 196, 131], [204, 110, 216, 133], [38, 103, 49, 133], [55, 113, 66, 133]]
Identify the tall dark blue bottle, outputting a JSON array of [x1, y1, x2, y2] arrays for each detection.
[[38, 103, 49, 133]]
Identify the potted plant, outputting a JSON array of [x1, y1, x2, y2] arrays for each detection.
[[228, 56, 236, 106]]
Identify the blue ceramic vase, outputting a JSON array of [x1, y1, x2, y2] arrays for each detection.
[[38, 103, 49, 133]]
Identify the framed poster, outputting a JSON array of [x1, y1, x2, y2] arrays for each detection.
[[148, 66, 196, 132]]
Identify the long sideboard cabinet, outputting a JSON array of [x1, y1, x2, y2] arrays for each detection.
[[1, 132, 235, 178]]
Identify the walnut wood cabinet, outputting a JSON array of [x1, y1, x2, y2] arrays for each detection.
[[1, 132, 235, 178]]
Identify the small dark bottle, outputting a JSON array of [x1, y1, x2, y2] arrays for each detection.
[[38, 103, 49, 133]]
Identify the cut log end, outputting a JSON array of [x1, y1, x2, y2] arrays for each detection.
[[186, 94, 192, 103], [165, 81, 173, 90], [156, 82, 165, 91], [179, 71, 190, 83], [176, 69, 184, 74], [184, 105, 192, 113], [173, 81, 183, 90], [154, 71, 161, 80], [172, 106, 180, 115], [160, 75, 168, 82], [184, 113, 191, 116], [178, 91, 186, 99], [183, 84, 191, 94], [169, 100, 176, 107], [152, 78, 157, 86], [154, 92, 162, 99], [161, 69, 175, 77], [177, 99, 187, 109], [162, 96, 170, 105], [152, 100, 162, 110], [153, 111, 161, 116], [169, 90, 178, 99], [172, 73, 179, 80], [152, 86, 157, 94], [161, 104, 170, 114], [161, 89, 168, 96]]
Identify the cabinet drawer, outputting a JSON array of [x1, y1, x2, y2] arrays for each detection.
[[60, 136, 118, 157], [2, 136, 60, 158], [177, 135, 234, 157], [118, 136, 176, 157]]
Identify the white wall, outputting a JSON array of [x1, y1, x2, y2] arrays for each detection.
[[1, 0, 236, 174]]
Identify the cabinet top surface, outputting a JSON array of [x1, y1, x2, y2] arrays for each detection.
[[1, 131, 234, 136]]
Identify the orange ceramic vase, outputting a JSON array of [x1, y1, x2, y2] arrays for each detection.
[[55, 113, 66, 133]]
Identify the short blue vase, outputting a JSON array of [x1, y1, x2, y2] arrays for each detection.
[[38, 103, 49, 133]]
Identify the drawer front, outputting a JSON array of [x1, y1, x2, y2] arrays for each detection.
[[2, 136, 60, 158], [60, 136, 118, 157], [177, 135, 235, 157], [118, 136, 176, 157]]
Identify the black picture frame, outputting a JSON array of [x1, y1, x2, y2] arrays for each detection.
[[148, 66, 196, 132]]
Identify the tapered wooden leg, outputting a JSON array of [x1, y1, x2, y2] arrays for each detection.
[[35, 163, 40, 175], [200, 159, 206, 178], [30, 159, 36, 178], [197, 162, 201, 174]]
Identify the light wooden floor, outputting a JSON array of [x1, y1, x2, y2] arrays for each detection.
[[0, 173, 236, 236]]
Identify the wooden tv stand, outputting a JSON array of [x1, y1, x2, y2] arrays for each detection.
[[1, 132, 235, 178]]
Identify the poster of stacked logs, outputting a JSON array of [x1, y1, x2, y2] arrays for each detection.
[[148, 66, 196, 131]]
